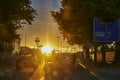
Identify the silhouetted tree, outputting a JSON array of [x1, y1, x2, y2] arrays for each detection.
[[51, 0, 120, 63], [0, 1, 36, 38], [0, 0, 37, 55], [0, 0, 37, 39]]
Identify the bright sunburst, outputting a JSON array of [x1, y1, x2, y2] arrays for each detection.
[[41, 45, 53, 54]]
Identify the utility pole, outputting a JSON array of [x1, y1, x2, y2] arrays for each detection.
[[60, 41, 62, 52], [25, 35, 29, 48], [56, 36, 60, 53]]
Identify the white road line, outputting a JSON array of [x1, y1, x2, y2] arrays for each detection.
[[79, 62, 100, 80], [79, 62, 87, 69], [40, 77, 45, 80], [89, 71, 98, 78]]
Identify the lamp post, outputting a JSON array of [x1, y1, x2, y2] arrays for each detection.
[[25, 35, 29, 48], [60, 41, 62, 52], [56, 36, 60, 53]]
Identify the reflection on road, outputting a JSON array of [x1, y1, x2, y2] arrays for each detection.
[[4, 55, 99, 80], [29, 58, 45, 80], [43, 60, 98, 80]]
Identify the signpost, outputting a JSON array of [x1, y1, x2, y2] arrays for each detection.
[[93, 17, 120, 66], [35, 37, 40, 49]]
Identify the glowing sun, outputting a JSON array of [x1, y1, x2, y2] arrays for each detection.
[[41, 45, 53, 54]]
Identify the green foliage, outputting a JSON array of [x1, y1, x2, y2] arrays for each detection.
[[0, 0, 37, 41], [0, 0, 37, 26], [51, 0, 120, 45], [0, 0, 37, 52], [80, 0, 120, 22]]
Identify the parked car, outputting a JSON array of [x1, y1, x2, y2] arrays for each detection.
[[16, 53, 39, 70]]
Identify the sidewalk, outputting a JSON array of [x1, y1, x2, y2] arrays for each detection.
[[79, 61, 120, 80]]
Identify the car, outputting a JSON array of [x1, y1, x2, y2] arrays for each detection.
[[16, 54, 39, 70]]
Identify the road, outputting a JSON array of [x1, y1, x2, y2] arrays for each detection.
[[29, 60, 98, 80], [0, 60, 98, 80], [1, 59, 119, 80], [44, 61, 98, 80]]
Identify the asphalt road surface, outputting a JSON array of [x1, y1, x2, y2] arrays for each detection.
[[43, 60, 98, 80], [1, 60, 98, 80]]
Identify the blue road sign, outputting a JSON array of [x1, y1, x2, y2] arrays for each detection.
[[93, 18, 120, 42]]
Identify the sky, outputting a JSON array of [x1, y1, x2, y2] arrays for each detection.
[[20, 0, 69, 48]]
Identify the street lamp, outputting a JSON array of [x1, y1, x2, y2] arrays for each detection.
[[56, 36, 60, 53], [25, 35, 29, 48]]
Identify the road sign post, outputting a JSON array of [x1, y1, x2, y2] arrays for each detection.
[[93, 17, 120, 66]]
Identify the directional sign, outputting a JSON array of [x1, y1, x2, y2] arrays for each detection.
[[93, 18, 120, 42]]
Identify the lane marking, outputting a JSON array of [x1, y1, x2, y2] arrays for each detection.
[[79, 62, 87, 69], [89, 70, 98, 78], [79, 62, 100, 80], [40, 77, 45, 80]]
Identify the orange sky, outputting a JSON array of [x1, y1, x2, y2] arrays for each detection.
[[19, 0, 69, 48]]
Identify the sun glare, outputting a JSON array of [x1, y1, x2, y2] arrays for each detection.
[[41, 45, 53, 54]]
